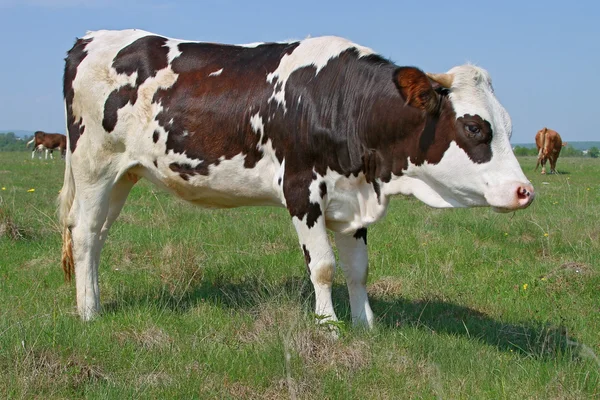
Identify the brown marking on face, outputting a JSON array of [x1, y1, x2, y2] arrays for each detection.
[[64, 37, 92, 152], [152, 130, 160, 143], [363, 83, 456, 181], [455, 114, 493, 163], [364, 71, 498, 182]]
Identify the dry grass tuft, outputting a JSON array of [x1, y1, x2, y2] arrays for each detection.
[[0, 207, 24, 240], [224, 381, 262, 399], [22, 257, 47, 269], [158, 241, 205, 295], [21, 254, 60, 270], [369, 276, 404, 298], [261, 241, 291, 255], [16, 348, 106, 392], [115, 211, 140, 225], [237, 303, 304, 344], [115, 326, 172, 350], [274, 377, 320, 400], [520, 233, 536, 243], [541, 261, 595, 281], [439, 260, 455, 279], [137, 371, 173, 387], [196, 374, 292, 400], [385, 350, 434, 376], [291, 328, 371, 372], [226, 379, 303, 400], [558, 262, 593, 275]]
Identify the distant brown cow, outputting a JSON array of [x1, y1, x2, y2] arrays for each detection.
[[535, 127, 564, 174], [26, 131, 67, 160]]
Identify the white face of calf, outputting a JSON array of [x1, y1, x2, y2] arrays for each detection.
[[396, 65, 534, 212]]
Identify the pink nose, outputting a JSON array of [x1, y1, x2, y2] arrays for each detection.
[[516, 184, 535, 208]]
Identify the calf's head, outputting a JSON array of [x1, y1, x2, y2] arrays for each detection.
[[392, 65, 534, 212]]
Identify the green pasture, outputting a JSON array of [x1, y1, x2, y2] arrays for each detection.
[[0, 153, 598, 398]]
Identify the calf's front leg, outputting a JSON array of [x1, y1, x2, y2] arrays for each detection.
[[335, 229, 374, 328], [292, 216, 338, 324]]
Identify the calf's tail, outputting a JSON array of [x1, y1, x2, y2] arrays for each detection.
[[57, 137, 75, 282]]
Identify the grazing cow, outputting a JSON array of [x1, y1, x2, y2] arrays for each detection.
[[59, 29, 535, 324], [26, 131, 67, 159], [535, 127, 563, 174]]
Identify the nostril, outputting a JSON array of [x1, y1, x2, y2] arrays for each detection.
[[516, 185, 535, 206], [517, 186, 529, 200]]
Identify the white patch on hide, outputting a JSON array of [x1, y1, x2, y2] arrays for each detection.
[[266, 36, 375, 111], [321, 169, 389, 234], [166, 39, 182, 63], [249, 112, 265, 142]]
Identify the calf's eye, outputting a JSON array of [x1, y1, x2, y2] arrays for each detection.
[[465, 124, 481, 135]]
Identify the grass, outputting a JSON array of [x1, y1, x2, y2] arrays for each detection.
[[0, 153, 599, 399]]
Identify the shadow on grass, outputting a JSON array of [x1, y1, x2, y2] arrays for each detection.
[[535, 170, 570, 175], [103, 276, 573, 360], [368, 295, 571, 359]]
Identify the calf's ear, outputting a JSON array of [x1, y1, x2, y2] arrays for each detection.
[[394, 67, 439, 115]]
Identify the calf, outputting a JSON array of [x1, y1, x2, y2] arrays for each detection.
[[535, 127, 563, 174], [59, 30, 534, 324]]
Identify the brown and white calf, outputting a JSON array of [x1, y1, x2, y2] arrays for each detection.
[[26, 131, 67, 159], [535, 127, 564, 174], [59, 29, 534, 324]]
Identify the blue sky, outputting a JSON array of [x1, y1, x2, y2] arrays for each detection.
[[0, 0, 598, 143]]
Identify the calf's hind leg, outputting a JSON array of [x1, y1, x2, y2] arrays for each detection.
[[71, 172, 135, 320]]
